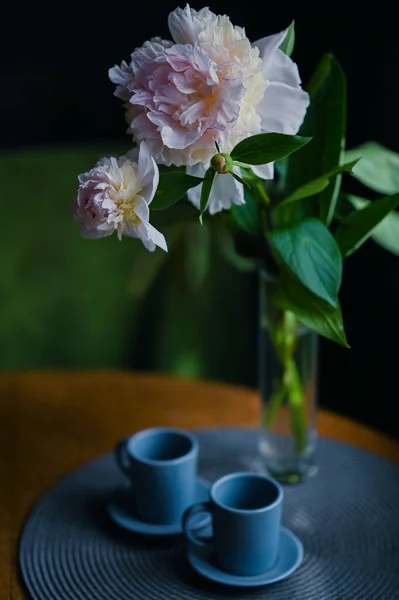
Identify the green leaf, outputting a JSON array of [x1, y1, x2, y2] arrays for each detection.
[[199, 168, 216, 223], [281, 178, 329, 204], [231, 171, 251, 189], [230, 133, 311, 166], [335, 193, 399, 257], [231, 187, 262, 235], [345, 142, 399, 195], [279, 21, 295, 57], [280, 160, 358, 205], [272, 273, 349, 347], [306, 53, 332, 97], [152, 172, 203, 210], [283, 54, 346, 226], [347, 195, 399, 256], [372, 218, 399, 255], [270, 218, 342, 307]]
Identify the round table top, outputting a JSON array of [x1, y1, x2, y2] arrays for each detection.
[[1, 370, 399, 599]]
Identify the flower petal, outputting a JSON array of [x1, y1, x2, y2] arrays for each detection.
[[134, 196, 150, 222], [131, 112, 160, 143], [186, 162, 206, 182], [126, 147, 139, 163], [251, 163, 274, 180], [253, 30, 287, 71], [108, 61, 133, 101], [137, 142, 159, 204], [257, 82, 309, 135], [137, 142, 154, 183], [157, 120, 203, 150], [263, 49, 301, 87], [123, 222, 142, 240], [168, 5, 205, 44], [141, 237, 156, 251], [100, 197, 114, 211], [146, 223, 168, 251], [131, 41, 166, 77]]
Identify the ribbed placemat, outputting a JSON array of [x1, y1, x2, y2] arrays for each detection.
[[19, 429, 399, 599]]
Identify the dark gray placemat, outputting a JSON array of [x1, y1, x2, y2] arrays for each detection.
[[19, 429, 399, 600]]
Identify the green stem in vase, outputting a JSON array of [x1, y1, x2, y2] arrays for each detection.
[[263, 309, 308, 453], [286, 357, 308, 452], [263, 379, 286, 428]]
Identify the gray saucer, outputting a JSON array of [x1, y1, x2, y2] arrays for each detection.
[[108, 476, 211, 536], [188, 527, 303, 587]]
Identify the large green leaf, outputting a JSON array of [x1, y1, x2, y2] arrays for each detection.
[[199, 168, 216, 222], [272, 273, 349, 347], [270, 218, 342, 306], [345, 142, 399, 195], [279, 21, 295, 57], [230, 133, 311, 165], [282, 54, 346, 226], [152, 171, 203, 210], [347, 195, 399, 256], [335, 193, 399, 257]]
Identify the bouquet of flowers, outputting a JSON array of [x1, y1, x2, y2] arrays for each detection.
[[74, 5, 399, 473]]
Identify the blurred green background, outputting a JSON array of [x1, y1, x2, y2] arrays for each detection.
[[0, 144, 256, 384]]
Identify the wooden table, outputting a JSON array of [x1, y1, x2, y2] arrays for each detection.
[[1, 370, 399, 599]]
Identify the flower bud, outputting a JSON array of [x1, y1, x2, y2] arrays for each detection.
[[210, 152, 234, 174]]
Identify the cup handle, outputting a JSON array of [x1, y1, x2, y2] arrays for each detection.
[[115, 437, 131, 476], [183, 501, 213, 548]]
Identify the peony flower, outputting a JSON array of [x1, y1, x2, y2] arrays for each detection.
[[109, 5, 309, 214], [74, 143, 167, 251]]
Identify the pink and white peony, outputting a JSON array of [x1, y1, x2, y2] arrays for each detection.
[[74, 143, 167, 251], [109, 5, 309, 214]]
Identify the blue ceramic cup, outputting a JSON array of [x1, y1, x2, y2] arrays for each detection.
[[115, 427, 199, 525], [183, 472, 283, 576]]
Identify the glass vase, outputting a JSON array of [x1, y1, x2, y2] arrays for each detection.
[[258, 271, 318, 483]]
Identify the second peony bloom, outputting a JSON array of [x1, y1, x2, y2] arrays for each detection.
[[109, 5, 309, 214], [74, 143, 167, 251]]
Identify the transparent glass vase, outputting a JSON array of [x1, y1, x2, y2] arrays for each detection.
[[258, 271, 318, 483]]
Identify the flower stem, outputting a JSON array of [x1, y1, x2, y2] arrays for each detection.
[[263, 310, 307, 453], [263, 379, 286, 428], [232, 160, 252, 169], [285, 357, 308, 452]]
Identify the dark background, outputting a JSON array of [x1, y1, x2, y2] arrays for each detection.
[[1, 0, 398, 439]]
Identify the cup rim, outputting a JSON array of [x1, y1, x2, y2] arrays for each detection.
[[210, 471, 283, 514], [127, 427, 198, 466]]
